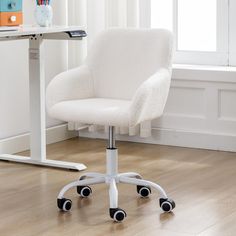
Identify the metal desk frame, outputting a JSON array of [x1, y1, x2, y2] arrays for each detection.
[[0, 26, 87, 171]]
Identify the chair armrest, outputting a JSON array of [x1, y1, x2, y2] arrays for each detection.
[[46, 65, 94, 110], [130, 69, 172, 126]]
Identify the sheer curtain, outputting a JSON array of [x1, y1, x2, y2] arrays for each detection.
[[67, 0, 152, 137]]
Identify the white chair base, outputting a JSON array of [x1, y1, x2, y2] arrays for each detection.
[[57, 133, 176, 222]]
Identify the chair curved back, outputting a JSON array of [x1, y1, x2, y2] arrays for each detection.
[[85, 28, 173, 100]]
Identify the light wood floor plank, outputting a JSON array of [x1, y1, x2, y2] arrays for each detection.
[[198, 211, 236, 236], [0, 137, 235, 236]]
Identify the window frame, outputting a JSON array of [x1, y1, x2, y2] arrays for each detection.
[[145, 0, 230, 66], [229, 0, 236, 66]]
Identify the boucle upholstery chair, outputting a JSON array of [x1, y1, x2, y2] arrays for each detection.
[[46, 28, 175, 222]]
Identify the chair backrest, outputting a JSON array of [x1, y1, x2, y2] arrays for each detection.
[[85, 28, 173, 100]]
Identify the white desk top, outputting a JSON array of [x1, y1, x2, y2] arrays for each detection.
[[0, 25, 84, 38]]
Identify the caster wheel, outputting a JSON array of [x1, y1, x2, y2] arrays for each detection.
[[110, 208, 127, 222], [77, 186, 92, 197], [57, 198, 72, 212], [159, 198, 175, 212], [137, 185, 151, 197]]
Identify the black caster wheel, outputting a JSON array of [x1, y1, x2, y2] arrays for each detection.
[[77, 186, 92, 197], [159, 198, 175, 212], [110, 208, 127, 222], [57, 198, 72, 212], [137, 185, 151, 197]]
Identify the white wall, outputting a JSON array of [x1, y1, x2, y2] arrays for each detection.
[[1, 1, 235, 153], [0, 0, 68, 140]]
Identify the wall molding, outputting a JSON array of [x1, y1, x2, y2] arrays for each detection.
[[0, 124, 77, 155], [79, 127, 236, 152]]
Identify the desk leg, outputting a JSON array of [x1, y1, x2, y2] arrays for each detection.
[[0, 35, 86, 171], [29, 35, 46, 162]]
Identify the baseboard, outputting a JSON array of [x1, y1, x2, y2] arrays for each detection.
[[79, 128, 236, 152], [0, 124, 77, 155], [2, 125, 235, 155]]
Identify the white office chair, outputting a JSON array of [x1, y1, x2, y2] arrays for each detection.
[[46, 28, 175, 222]]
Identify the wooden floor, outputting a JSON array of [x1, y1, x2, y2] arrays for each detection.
[[0, 137, 236, 236]]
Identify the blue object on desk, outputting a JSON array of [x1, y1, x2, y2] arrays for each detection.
[[0, 0, 22, 12]]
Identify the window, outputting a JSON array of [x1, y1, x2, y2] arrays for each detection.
[[177, 0, 217, 52], [148, 0, 235, 66]]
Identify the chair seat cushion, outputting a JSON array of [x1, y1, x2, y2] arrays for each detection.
[[49, 98, 131, 127]]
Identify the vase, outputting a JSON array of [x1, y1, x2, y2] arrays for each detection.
[[35, 5, 53, 27]]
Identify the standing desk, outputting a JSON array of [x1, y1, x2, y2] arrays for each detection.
[[0, 26, 87, 171]]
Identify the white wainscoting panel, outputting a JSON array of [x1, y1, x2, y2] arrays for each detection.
[[218, 89, 236, 121], [79, 66, 236, 152], [164, 86, 206, 117]]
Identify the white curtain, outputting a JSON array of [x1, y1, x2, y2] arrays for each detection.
[[67, 0, 152, 137]]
